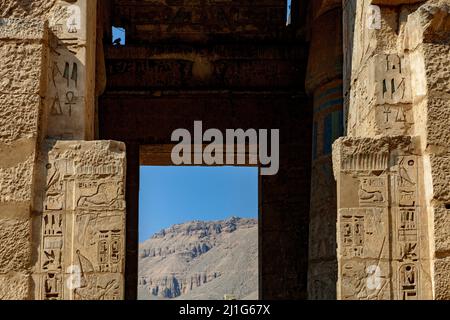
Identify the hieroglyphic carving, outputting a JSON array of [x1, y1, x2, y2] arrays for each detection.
[[45, 0, 94, 140], [341, 152, 389, 171], [40, 210, 65, 299], [399, 263, 418, 300], [340, 210, 365, 258], [371, 54, 414, 134], [339, 207, 389, 260], [98, 230, 122, 273], [340, 260, 389, 300], [42, 273, 63, 300], [358, 177, 387, 207], [76, 182, 125, 210], [113, 0, 287, 41], [390, 156, 422, 299], [36, 141, 126, 300], [74, 211, 124, 274], [335, 138, 429, 300], [40, 157, 67, 299], [373, 54, 412, 105]]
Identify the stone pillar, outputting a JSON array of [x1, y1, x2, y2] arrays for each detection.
[[334, 0, 450, 300], [306, 2, 343, 299], [32, 141, 126, 300], [404, 1, 450, 300], [45, 0, 97, 140], [31, 0, 127, 300], [0, 16, 48, 300], [0, 1, 127, 300], [333, 136, 432, 299]]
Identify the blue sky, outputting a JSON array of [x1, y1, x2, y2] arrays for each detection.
[[139, 166, 259, 242], [112, 26, 125, 45]]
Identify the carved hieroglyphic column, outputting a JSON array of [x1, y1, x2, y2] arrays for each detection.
[[0, 1, 127, 300], [334, 0, 450, 300], [29, 0, 127, 300], [33, 141, 126, 300], [45, 0, 97, 140], [333, 136, 432, 299], [306, 1, 343, 300]]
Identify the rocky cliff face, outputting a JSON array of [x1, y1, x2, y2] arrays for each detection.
[[138, 217, 258, 300]]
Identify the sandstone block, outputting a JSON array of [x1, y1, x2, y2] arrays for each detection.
[[0, 94, 41, 144], [426, 95, 450, 149], [33, 140, 126, 300], [0, 217, 31, 273], [0, 155, 35, 203], [0, 17, 46, 40], [434, 256, 450, 300], [0, 0, 57, 18], [434, 204, 450, 254], [0, 272, 30, 300], [0, 42, 45, 95]]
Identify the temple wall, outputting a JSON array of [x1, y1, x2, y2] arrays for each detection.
[[1, 0, 450, 301], [334, 0, 450, 300], [0, 15, 48, 300]]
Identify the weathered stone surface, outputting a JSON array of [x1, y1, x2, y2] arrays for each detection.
[[344, 1, 417, 136], [0, 42, 46, 95], [45, 0, 97, 140], [0, 273, 30, 300], [426, 95, 450, 149], [2, 0, 450, 302], [48, 0, 89, 41], [0, 155, 35, 203], [0, 2, 50, 301], [339, 0, 450, 300], [417, 1, 450, 42], [0, 218, 31, 273], [0, 0, 57, 18], [0, 94, 41, 144], [434, 257, 450, 299], [423, 43, 450, 94], [429, 153, 450, 201], [434, 204, 450, 254], [0, 17, 46, 40]]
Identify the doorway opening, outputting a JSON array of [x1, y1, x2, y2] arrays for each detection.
[[137, 165, 259, 300]]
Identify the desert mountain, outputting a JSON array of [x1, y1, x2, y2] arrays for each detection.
[[138, 217, 258, 300]]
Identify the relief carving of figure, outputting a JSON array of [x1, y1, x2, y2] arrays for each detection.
[[77, 182, 124, 209], [359, 187, 384, 203]]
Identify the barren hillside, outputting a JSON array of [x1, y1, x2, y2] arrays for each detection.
[[138, 217, 258, 300]]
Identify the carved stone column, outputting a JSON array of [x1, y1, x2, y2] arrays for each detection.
[[333, 136, 432, 299], [334, 0, 450, 300], [30, 0, 127, 300], [306, 1, 343, 300], [45, 0, 97, 140], [32, 141, 126, 300]]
